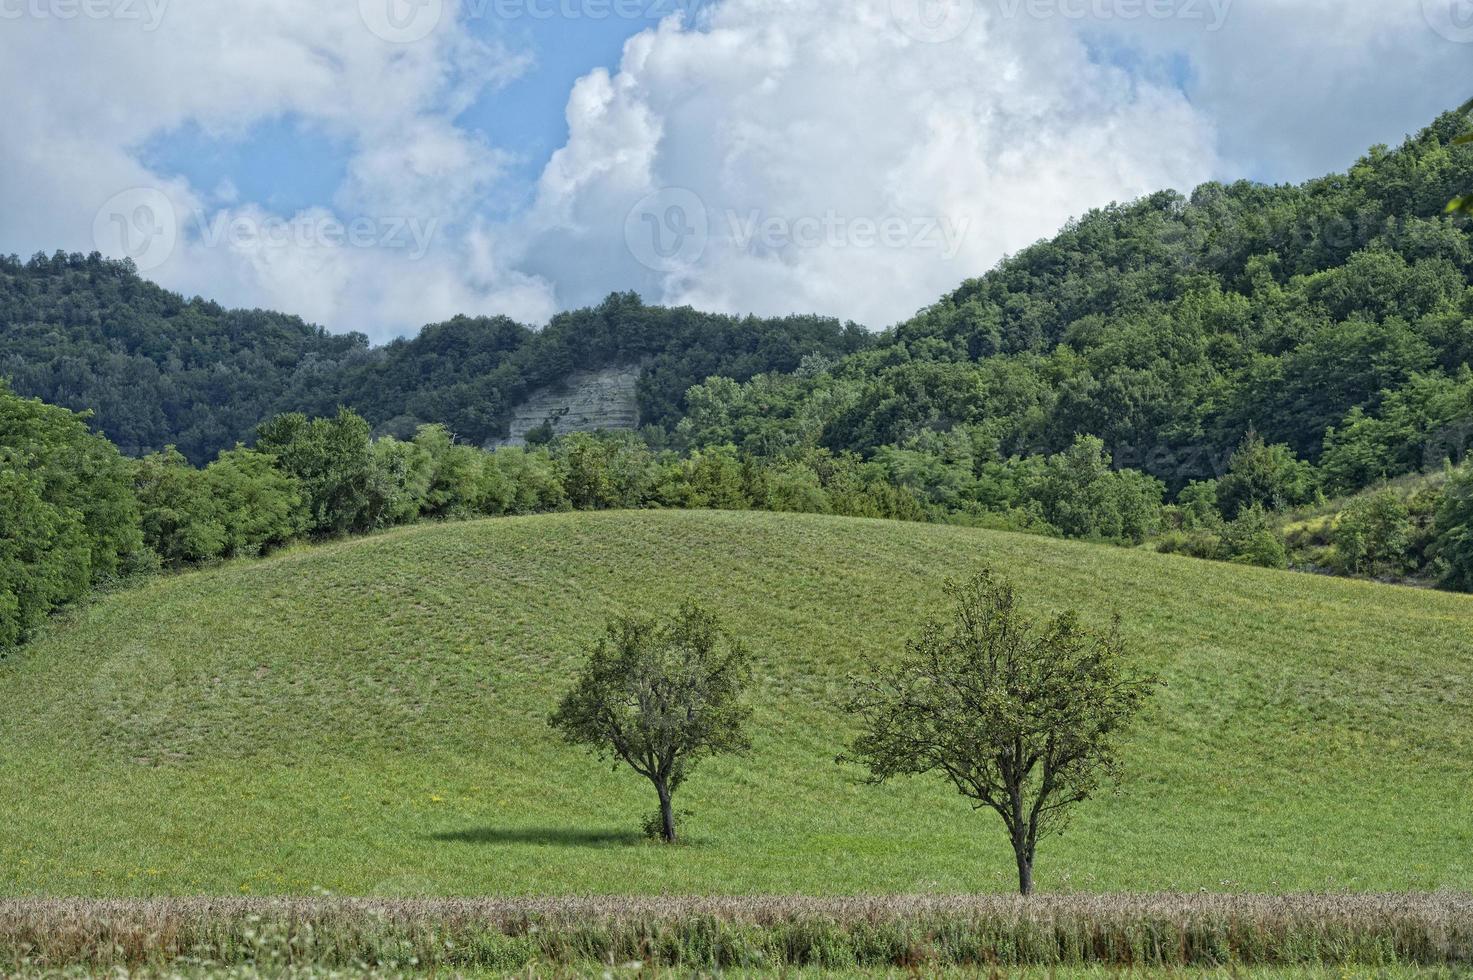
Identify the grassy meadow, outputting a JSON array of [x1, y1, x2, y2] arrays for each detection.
[[1, 509, 1471, 897]]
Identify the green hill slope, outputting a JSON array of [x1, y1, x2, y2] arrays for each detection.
[[1, 510, 1470, 896]]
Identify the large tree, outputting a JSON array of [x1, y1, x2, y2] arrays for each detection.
[[549, 603, 753, 843], [842, 570, 1157, 894]]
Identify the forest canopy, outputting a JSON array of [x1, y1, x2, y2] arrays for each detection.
[[0, 259, 868, 464]]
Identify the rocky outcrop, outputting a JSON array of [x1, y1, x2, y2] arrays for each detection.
[[489, 364, 644, 448]]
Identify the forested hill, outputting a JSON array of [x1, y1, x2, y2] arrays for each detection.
[[0, 253, 366, 462], [326, 296, 870, 452], [3, 108, 1471, 486], [0, 260, 869, 463], [681, 108, 1473, 496]]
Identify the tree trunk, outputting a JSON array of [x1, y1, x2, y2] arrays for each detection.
[[1014, 845, 1034, 896], [656, 781, 677, 844], [1009, 787, 1033, 896]]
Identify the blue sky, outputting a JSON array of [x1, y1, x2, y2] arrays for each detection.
[[470, 15, 645, 185], [140, 13, 644, 218], [2, 0, 1468, 340], [141, 14, 1210, 216]]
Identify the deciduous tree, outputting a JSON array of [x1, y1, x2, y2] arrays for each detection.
[[842, 570, 1156, 894], [550, 604, 753, 843]]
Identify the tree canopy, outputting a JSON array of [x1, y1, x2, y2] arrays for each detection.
[[549, 603, 754, 843], [842, 570, 1157, 894]]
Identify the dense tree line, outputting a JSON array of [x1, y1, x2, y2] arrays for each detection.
[[0, 381, 145, 648], [6, 112, 1470, 489], [5, 382, 1473, 658], [8, 114, 1469, 489], [0, 387, 924, 654], [0, 259, 869, 463], [0, 251, 366, 463]]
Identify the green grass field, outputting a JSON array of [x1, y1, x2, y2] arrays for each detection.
[[1, 510, 1470, 897]]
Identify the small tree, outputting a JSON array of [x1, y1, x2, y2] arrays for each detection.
[[1334, 489, 1413, 577], [549, 603, 753, 843], [1216, 431, 1319, 519], [841, 570, 1157, 895]]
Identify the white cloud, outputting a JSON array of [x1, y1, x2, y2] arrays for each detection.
[[516, 0, 1220, 327], [1072, 0, 1473, 179], [0, 0, 557, 338], [0, 0, 1467, 339]]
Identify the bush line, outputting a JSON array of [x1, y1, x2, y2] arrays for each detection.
[[3, 895, 1471, 973]]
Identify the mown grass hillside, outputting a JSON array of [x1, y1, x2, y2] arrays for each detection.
[[1, 510, 1470, 896]]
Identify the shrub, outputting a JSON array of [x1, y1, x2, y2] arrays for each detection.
[[366, 436, 433, 529], [1174, 480, 1221, 530], [1031, 436, 1164, 544], [0, 381, 144, 583], [414, 424, 486, 517], [136, 447, 306, 566], [1220, 505, 1289, 569], [1333, 489, 1414, 576], [1216, 432, 1320, 519], [485, 447, 568, 514], [134, 448, 228, 566], [206, 448, 306, 558]]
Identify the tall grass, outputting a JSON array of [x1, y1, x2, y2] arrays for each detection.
[[3, 895, 1470, 974]]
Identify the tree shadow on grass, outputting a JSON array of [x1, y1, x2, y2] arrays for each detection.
[[428, 826, 645, 848]]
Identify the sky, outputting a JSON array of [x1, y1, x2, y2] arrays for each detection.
[[1, 0, 1470, 341]]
